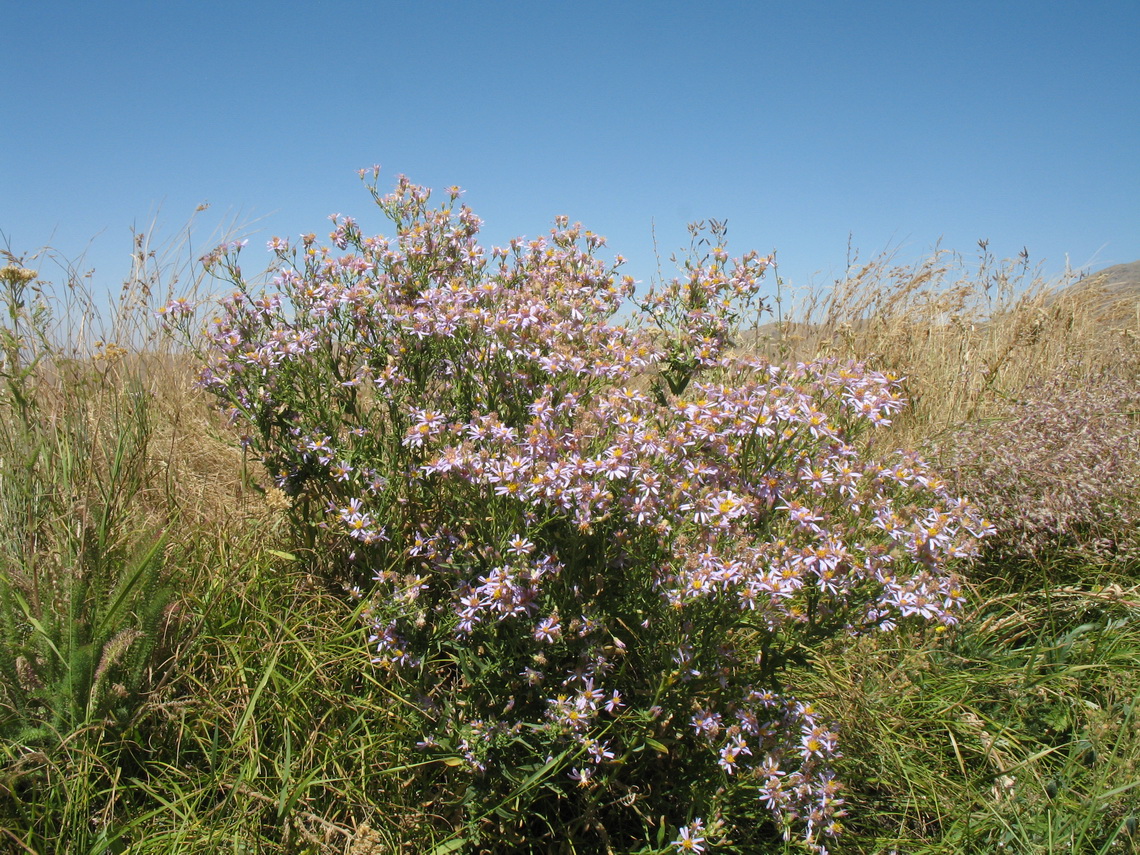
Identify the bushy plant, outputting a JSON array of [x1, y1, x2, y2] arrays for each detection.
[[164, 171, 992, 853], [932, 364, 1140, 578]]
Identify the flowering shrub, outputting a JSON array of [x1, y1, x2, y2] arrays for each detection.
[[933, 366, 1140, 574], [164, 171, 991, 852]]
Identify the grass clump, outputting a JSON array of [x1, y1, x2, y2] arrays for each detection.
[[792, 586, 1140, 853], [0, 259, 182, 852]]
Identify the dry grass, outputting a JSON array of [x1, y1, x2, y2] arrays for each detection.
[[760, 247, 1140, 851], [749, 245, 1140, 446], [4, 222, 278, 536]]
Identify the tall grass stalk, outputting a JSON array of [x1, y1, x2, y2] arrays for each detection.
[[759, 243, 1139, 445]]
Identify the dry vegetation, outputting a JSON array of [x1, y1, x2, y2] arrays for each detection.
[[767, 246, 1140, 852], [753, 244, 1139, 441]]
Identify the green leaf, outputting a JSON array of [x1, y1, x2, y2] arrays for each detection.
[[429, 837, 467, 854], [95, 532, 167, 641]]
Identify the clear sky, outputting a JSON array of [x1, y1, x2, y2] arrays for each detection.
[[4, 0, 1138, 306]]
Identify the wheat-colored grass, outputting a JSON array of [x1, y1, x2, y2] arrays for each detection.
[[749, 246, 1140, 447]]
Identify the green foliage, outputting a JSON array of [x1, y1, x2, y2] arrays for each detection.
[[791, 586, 1140, 853], [106, 546, 415, 853], [0, 261, 179, 852]]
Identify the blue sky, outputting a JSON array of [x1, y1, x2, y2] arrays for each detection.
[[4, 1, 1138, 306]]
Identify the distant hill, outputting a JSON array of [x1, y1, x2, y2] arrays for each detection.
[[1049, 260, 1140, 322], [1071, 260, 1140, 294]]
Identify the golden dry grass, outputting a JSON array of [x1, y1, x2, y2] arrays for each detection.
[[3, 229, 277, 540], [747, 246, 1140, 446]]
